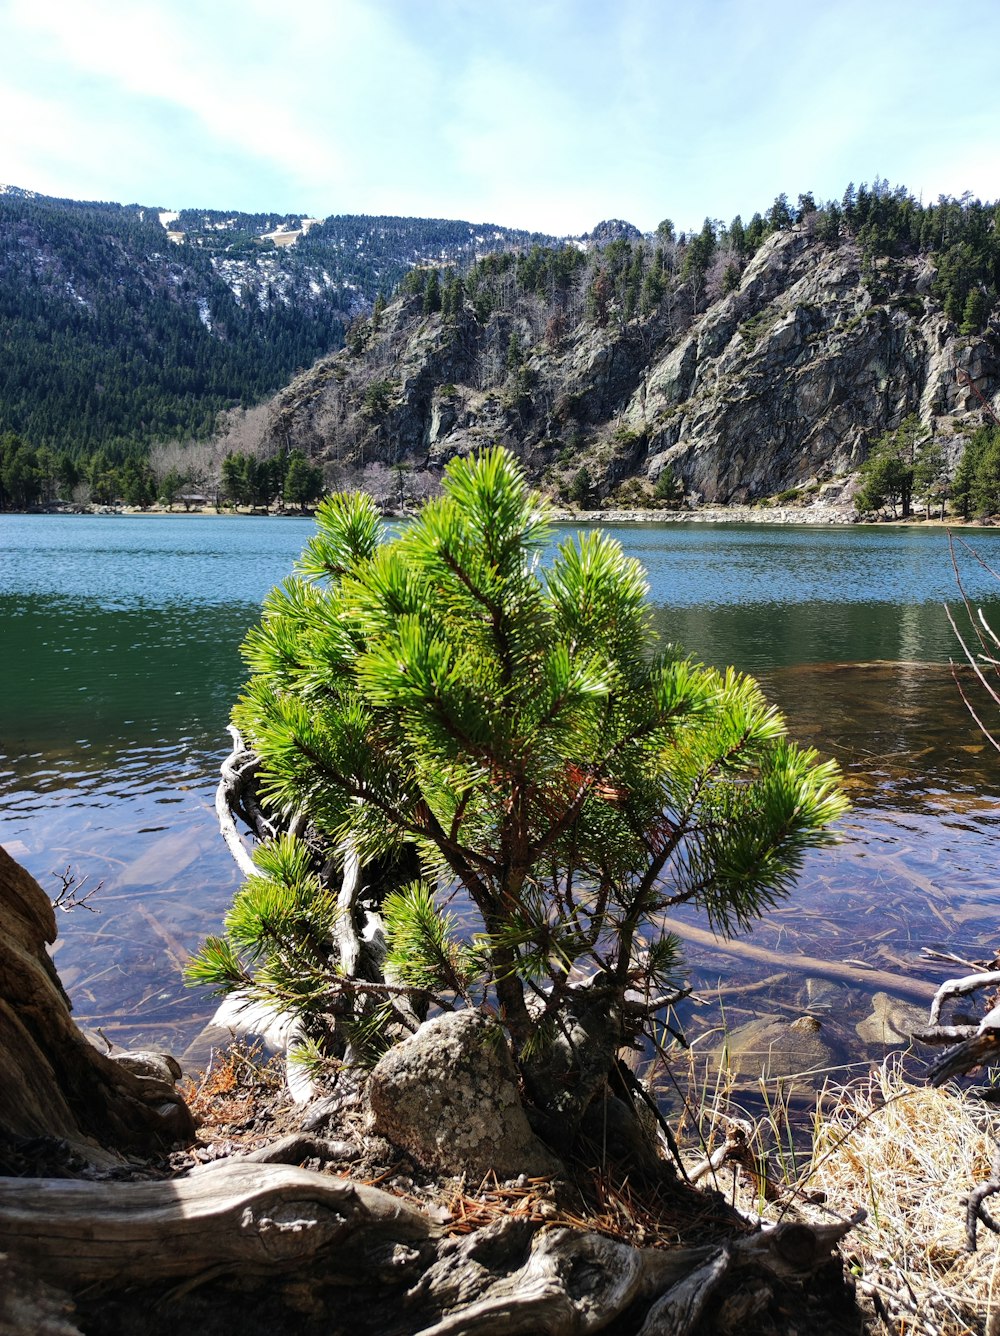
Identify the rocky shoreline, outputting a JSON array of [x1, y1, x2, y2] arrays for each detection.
[[551, 502, 859, 525], [16, 501, 988, 529]]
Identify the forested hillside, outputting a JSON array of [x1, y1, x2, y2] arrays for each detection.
[[3, 181, 1000, 512], [254, 182, 1000, 510], [0, 187, 556, 459]]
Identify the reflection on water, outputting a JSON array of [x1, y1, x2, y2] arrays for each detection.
[[2, 515, 1000, 1060]]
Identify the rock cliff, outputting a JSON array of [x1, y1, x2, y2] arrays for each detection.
[[258, 222, 1000, 506]]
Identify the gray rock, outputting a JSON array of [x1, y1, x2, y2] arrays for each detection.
[[855, 991, 927, 1046], [366, 1010, 562, 1179], [706, 1013, 849, 1080], [254, 223, 999, 510]]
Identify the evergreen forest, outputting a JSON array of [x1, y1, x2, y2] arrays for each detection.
[[3, 179, 1000, 512]]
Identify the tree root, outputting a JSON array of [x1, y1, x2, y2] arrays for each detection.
[[965, 1144, 1000, 1252], [0, 1162, 862, 1336]]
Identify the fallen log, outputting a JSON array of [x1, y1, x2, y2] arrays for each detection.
[[0, 1163, 861, 1336], [0, 1160, 432, 1286], [660, 914, 938, 1004]]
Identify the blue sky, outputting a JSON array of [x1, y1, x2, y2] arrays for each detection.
[[2, 0, 999, 236]]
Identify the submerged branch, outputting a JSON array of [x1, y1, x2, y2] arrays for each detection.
[[660, 914, 938, 1003]]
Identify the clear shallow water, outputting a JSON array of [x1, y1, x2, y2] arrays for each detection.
[[3, 513, 1000, 1057]]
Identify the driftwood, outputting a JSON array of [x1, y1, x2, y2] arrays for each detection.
[[911, 1023, 980, 1045], [918, 968, 1000, 1085], [0, 1160, 432, 1286], [928, 970, 1000, 1026], [660, 913, 938, 1003], [215, 724, 262, 878], [0, 1161, 861, 1336]]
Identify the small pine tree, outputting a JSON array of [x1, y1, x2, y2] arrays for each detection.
[[653, 466, 683, 506], [422, 270, 442, 315], [952, 430, 988, 519], [961, 288, 989, 335], [189, 447, 847, 1145], [971, 430, 1000, 517], [505, 330, 524, 374]]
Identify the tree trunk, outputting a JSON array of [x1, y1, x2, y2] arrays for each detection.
[[0, 844, 193, 1162]]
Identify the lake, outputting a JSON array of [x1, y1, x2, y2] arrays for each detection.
[[3, 513, 1000, 1071]]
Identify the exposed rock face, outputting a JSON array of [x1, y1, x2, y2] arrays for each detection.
[[366, 1010, 562, 1179], [0, 844, 193, 1160], [261, 226, 998, 505], [633, 231, 981, 503]]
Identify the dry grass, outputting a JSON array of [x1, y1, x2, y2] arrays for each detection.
[[180, 1039, 288, 1138], [806, 1059, 1000, 1336], [665, 1046, 1000, 1335]]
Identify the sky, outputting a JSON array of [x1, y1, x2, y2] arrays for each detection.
[[1, 0, 999, 237]]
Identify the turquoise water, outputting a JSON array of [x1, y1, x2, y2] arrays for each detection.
[[2, 513, 1000, 1052]]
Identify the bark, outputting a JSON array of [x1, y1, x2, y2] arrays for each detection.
[[0, 844, 193, 1159]]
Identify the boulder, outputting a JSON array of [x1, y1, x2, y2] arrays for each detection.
[[366, 1010, 562, 1179], [703, 1013, 851, 1081], [855, 991, 927, 1046]]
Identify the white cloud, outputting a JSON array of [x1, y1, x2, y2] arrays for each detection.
[[4, 0, 350, 196], [1, 0, 999, 230]]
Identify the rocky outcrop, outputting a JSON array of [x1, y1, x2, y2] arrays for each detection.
[[259, 225, 999, 506], [634, 231, 988, 502]]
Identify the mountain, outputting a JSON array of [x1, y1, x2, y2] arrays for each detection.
[[249, 187, 1000, 507], [3, 182, 999, 510], [0, 188, 559, 455]]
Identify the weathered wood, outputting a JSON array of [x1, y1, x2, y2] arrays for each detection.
[[0, 1156, 862, 1334], [637, 1248, 731, 1336], [411, 1212, 861, 1336], [660, 914, 938, 1003], [190, 1132, 359, 1170], [215, 725, 259, 878], [0, 844, 193, 1156], [928, 969, 1000, 1025], [0, 1160, 432, 1286], [912, 1023, 980, 1045], [928, 1030, 1000, 1085], [411, 1218, 718, 1336]]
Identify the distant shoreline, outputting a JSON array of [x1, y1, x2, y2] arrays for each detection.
[[6, 503, 994, 530]]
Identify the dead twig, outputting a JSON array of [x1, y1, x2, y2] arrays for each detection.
[[51, 866, 102, 913]]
